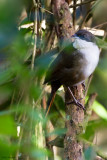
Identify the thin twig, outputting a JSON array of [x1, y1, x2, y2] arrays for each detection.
[[16, 110, 27, 160], [93, 22, 107, 29], [85, 93, 97, 118], [73, 0, 77, 29], [31, 0, 38, 70], [70, 0, 96, 8], [79, 9, 92, 29], [10, 89, 15, 106], [97, 151, 107, 160], [85, 74, 93, 97], [33, 1, 53, 15], [38, 4, 53, 15], [80, 0, 83, 13], [30, 0, 38, 134]]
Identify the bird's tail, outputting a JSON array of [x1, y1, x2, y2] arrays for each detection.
[[45, 90, 56, 117], [45, 81, 61, 117]]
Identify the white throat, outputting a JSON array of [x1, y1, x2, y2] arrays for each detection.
[[73, 37, 100, 77]]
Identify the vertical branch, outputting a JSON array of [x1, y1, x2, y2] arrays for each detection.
[[43, 0, 56, 52], [79, 9, 91, 29], [52, 0, 85, 160], [64, 85, 84, 160], [52, 0, 74, 40], [31, 0, 38, 70], [73, 0, 77, 29]]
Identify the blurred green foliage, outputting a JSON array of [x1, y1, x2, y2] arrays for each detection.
[[84, 147, 96, 160], [0, 0, 107, 160]]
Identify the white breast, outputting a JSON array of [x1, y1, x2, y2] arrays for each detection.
[[73, 37, 100, 77]]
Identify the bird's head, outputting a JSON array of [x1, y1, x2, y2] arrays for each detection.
[[72, 29, 97, 49]]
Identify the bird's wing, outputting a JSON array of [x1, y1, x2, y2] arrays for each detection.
[[44, 44, 84, 84]]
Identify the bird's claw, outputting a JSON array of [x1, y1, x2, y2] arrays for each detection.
[[66, 98, 85, 110], [75, 100, 85, 110]]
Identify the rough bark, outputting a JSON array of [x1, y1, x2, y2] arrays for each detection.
[[64, 85, 84, 160], [52, 0, 74, 40], [52, 0, 85, 160]]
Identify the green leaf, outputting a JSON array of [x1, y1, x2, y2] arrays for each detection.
[[96, 37, 107, 50], [31, 148, 51, 159], [0, 114, 17, 136], [84, 147, 96, 160], [81, 120, 107, 141], [54, 93, 65, 112], [0, 138, 17, 158], [92, 100, 107, 120], [30, 85, 42, 101]]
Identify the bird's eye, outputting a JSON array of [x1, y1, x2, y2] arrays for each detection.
[[80, 34, 85, 38]]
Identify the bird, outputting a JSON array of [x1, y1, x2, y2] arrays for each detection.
[[44, 29, 100, 116]]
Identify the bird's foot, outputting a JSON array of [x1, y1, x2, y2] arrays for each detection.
[[66, 98, 85, 110], [67, 86, 85, 110]]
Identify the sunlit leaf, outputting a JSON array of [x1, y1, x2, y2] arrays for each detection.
[[92, 100, 107, 120]]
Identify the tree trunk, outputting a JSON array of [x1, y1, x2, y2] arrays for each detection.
[[52, 0, 85, 159], [64, 85, 84, 160]]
